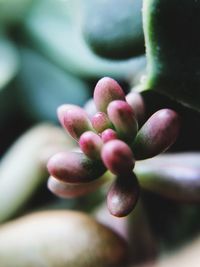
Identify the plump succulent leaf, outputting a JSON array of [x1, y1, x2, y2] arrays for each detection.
[[135, 153, 200, 202], [101, 129, 118, 143], [93, 77, 126, 113], [57, 104, 92, 141], [107, 100, 138, 142], [101, 140, 135, 175], [107, 172, 140, 217], [48, 175, 106, 199], [143, 0, 200, 112], [79, 131, 103, 160], [133, 109, 181, 160], [82, 0, 144, 59], [47, 151, 106, 183], [91, 112, 112, 133]]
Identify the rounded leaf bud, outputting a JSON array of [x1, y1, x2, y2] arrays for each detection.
[[93, 77, 125, 112], [101, 140, 135, 175], [57, 104, 92, 141], [47, 151, 106, 183], [101, 129, 118, 143], [79, 131, 103, 160], [133, 109, 181, 160], [107, 172, 139, 217], [91, 112, 112, 133], [107, 100, 138, 142]]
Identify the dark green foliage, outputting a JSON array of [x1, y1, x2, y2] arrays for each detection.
[[143, 0, 200, 111], [82, 0, 144, 59]]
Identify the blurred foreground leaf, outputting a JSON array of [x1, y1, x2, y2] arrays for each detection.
[[0, 124, 74, 223], [0, 211, 128, 267]]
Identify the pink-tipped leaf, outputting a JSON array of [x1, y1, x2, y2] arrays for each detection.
[[57, 104, 92, 141], [101, 129, 118, 143], [93, 77, 125, 112], [133, 109, 181, 160], [107, 100, 138, 142], [107, 172, 140, 217], [101, 139, 135, 175], [79, 131, 103, 160], [91, 112, 112, 133], [47, 151, 106, 183]]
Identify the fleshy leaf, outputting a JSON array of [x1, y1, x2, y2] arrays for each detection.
[[143, 0, 200, 112], [47, 151, 106, 183], [93, 77, 125, 113], [101, 140, 135, 175], [135, 153, 200, 202], [107, 100, 138, 142], [133, 109, 181, 160], [107, 172, 139, 217], [79, 131, 103, 160], [82, 0, 144, 59]]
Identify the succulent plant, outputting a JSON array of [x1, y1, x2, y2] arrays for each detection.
[[47, 77, 181, 217], [1, 0, 200, 266]]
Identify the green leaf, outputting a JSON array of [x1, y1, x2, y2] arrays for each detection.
[[24, 0, 146, 79], [0, 0, 33, 25], [18, 48, 91, 122], [143, 0, 200, 112], [0, 36, 19, 90], [82, 0, 144, 59], [0, 124, 72, 223]]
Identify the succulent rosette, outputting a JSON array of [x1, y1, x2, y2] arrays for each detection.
[[47, 77, 181, 217]]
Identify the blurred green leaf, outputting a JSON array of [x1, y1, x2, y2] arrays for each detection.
[[143, 0, 200, 112], [0, 0, 33, 25], [82, 0, 144, 59], [0, 36, 19, 90], [17, 48, 91, 122], [24, 0, 146, 79], [0, 123, 72, 223]]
